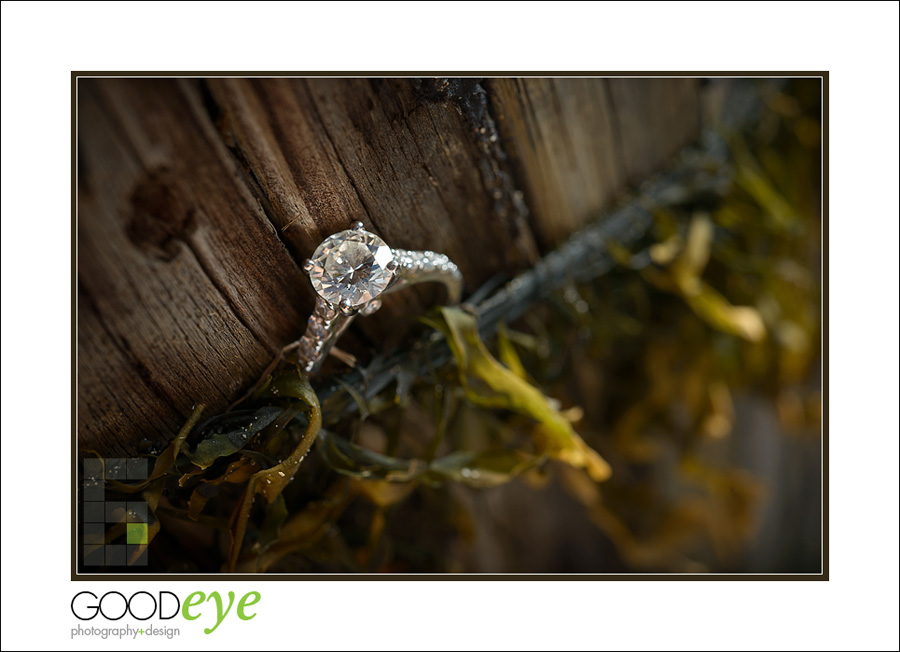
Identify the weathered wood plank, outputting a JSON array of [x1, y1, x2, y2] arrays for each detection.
[[486, 78, 701, 246], [77, 79, 311, 456], [78, 77, 705, 457], [605, 78, 702, 181], [203, 78, 540, 336]]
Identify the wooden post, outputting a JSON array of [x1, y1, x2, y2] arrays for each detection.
[[77, 77, 701, 456]]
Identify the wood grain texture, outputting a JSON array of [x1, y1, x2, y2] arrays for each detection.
[[200, 78, 541, 344], [606, 78, 702, 181], [77, 77, 703, 457], [77, 79, 310, 456], [206, 77, 544, 274], [487, 78, 701, 246]]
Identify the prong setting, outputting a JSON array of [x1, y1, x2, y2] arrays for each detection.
[[338, 298, 357, 315]]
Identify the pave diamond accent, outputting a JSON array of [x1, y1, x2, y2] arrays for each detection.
[[297, 297, 347, 372], [308, 228, 395, 307], [391, 249, 463, 303]]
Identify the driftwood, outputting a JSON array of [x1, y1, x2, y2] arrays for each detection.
[[77, 77, 701, 456]]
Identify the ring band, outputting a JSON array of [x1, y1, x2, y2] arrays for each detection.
[[296, 222, 463, 375]]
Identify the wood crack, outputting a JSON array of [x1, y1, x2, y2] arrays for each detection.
[[195, 78, 311, 272]]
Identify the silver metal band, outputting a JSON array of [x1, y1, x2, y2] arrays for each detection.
[[388, 249, 463, 304], [297, 247, 463, 375], [296, 297, 352, 375]]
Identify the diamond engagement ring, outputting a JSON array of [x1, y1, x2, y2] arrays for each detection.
[[296, 222, 463, 375]]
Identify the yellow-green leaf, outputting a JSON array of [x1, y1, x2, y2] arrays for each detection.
[[226, 365, 321, 571], [427, 306, 611, 482]]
